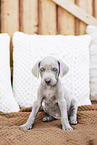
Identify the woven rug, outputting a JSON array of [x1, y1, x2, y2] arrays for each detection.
[[0, 103, 97, 145]]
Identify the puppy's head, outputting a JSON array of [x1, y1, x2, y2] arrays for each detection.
[[32, 56, 69, 87]]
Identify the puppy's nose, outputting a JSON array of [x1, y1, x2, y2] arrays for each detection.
[[45, 78, 51, 84]]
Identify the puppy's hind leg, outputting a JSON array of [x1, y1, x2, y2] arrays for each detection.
[[43, 115, 55, 122], [69, 98, 78, 125]]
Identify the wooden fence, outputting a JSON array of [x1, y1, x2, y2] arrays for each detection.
[[0, 0, 97, 69]]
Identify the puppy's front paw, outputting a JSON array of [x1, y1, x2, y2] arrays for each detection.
[[62, 126, 73, 131], [20, 123, 33, 130]]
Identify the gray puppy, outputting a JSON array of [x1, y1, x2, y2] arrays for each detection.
[[21, 56, 77, 130]]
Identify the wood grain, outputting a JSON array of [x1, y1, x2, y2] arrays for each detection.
[[20, 0, 38, 34], [51, 0, 97, 26], [1, 0, 19, 37], [58, 0, 75, 35], [39, 0, 56, 35], [75, 0, 93, 35], [1, 0, 19, 68], [94, 0, 97, 18]]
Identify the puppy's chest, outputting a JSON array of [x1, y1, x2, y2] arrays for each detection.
[[43, 89, 58, 104], [42, 89, 61, 119]]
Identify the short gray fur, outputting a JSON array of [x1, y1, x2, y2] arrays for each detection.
[[20, 56, 78, 130]]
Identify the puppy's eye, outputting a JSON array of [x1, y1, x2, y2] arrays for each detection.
[[40, 68, 45, 72], [53, 68, 58, 72]]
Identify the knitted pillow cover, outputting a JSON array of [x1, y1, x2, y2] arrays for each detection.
[[13, 32, 91, 108], [86, 25, 97, 101], [0, 33, 19, 113]]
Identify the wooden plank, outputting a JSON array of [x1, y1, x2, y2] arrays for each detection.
[[94, 0, 97, 18], [39, 0, 56, 35], [1, 0, 19, 37], [58, 0, 75, 35], [75, 0, 93, 35], [51, 0, 97, 26], [20, 0, 38, 34], [1, 0, 19, 69]]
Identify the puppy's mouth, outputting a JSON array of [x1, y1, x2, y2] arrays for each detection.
[[46, 83, 57, 87]]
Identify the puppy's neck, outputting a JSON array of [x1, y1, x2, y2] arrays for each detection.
[[45, 85, 56, 90]]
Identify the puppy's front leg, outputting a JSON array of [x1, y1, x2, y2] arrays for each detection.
[[58, 99, 73, 131], [20, 93, 42, 130]]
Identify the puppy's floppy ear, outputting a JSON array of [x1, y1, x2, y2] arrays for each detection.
[[58, 60, 69, 77], [32, 61, 40, 78]]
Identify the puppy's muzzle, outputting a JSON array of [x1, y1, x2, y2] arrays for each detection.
[[45, 77, 51, 85]]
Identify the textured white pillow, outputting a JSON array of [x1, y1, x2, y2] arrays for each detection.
[[0, 33, 20, 113], [86, 25, 97, 101], [13, 32, 91, 107]]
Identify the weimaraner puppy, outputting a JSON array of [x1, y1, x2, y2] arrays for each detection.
[[20, 56, 77, 130]]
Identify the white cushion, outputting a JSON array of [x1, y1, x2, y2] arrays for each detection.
[[86, 25, 97, 101], [0, 33, 20, 113], [13, 32, 91, 107]]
